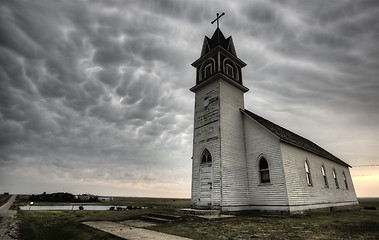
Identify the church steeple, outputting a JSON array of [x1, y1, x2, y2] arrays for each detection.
[[190, 16, 250, 209], [191, 27, 248, 93], [200, 28, 237, 57]]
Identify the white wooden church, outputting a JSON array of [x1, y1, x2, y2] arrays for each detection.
[[190, 26, 359, 214]]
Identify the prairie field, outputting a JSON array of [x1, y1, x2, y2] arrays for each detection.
[[13, 196, 379, 240], [0, 194, 12, 206]]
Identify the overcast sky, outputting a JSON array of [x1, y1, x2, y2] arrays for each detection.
[[1, 0, 378, 198]]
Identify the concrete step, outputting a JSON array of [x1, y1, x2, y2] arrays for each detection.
[[141, 216, 172, 223], [179, 208, 221, 216], [148, 213, 181, 220]]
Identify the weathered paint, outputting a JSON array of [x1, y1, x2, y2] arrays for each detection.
[[219, 80, 249, 207], [280, 142, 358, 212], [243, 114, 289, 208], [191, 80, 222, 208]]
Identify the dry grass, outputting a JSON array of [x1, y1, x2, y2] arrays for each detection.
[[148, 209, 379, 239], [16, 197, 190, 240], [0, 194, 12, 206], [15, 197, 379, 240]]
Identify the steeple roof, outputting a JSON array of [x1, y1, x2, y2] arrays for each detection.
[[211, 28, 226, 46], [201, 28, 237, 57]]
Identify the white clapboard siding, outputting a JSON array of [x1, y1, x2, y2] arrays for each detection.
[[280, 142, 358, 208], [243, 115, 289, 206], [192, 80, 222, 208], [219, 80, 249, 206]]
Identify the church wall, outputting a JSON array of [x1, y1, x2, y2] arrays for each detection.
[[219, 80, 249, 206], [280, 142, 359, 210], [243, 117, 289, 207], [191, 80, 222, 208]]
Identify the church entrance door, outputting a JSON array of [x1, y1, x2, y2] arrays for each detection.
[[199, 162, 212, 208]]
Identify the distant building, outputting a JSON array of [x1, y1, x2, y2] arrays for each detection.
[[98, 197, 113, 202], [76, 194, 91, 201], [190, 27, 359, 214]]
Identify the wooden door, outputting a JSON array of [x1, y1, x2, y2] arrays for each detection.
[[199, 162, 212, 208]]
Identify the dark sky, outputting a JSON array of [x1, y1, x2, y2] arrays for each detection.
[[1, 0, 378, 197]]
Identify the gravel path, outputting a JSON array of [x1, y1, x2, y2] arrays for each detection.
[[83, 220, 192, 240], [0, 195, 18, 239]]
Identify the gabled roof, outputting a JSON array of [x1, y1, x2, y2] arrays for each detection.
[[201, 28, 237, 57], [241, 109, 351, 167]]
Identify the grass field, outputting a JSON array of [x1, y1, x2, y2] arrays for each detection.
[[148, 208, 379, 239], [14, 196, 190, 240], [12, 195, 190, 208], [14, 197, 379, 240], [0, 194, 12, 206]]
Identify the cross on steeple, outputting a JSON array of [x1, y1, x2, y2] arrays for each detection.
[[211, 12, 225, 29]]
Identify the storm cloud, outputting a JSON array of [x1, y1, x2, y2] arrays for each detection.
[[0, 0, 378, 197]]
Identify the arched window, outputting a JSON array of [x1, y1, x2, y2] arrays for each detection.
[[259, 157, 270, 183], [305, 159, 312, 186], [321, 165, 328, 188], [333, 169, 339, 189], [343, 171, 348, 189], [223, 59, 239, 81], [200, 58, 215, 81], [201, 149, 212, 163], [204, 63, 213, 79], [226, 63, 234, 78]]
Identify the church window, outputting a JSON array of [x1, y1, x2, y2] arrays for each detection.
[[201, 149, 212, 163], [204, 63, 213, 79], [259, 157, 270, 183], [226, 63, 234, 78], [343, 171, 348, 189], [333, 169, 339, 189], [321, 165, 328, 188], [304, 159, 312, 186]]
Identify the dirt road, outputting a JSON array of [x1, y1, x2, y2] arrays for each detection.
[[0, 195, 18, 239]]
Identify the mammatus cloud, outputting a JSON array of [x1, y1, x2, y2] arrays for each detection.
[[1, 0, 378, 197]]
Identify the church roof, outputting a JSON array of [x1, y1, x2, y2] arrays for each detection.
[[201, 28, 237, 57], [241, 109, 351, 167]]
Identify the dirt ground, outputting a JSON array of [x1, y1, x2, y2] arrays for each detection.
[[0, 195, 19, 239]]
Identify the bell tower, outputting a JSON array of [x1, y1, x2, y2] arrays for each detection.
[[190, 19, 250, 210], [191, 27, 247, 91]]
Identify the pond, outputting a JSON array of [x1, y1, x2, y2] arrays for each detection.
[[19, 205, 147, 211]]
